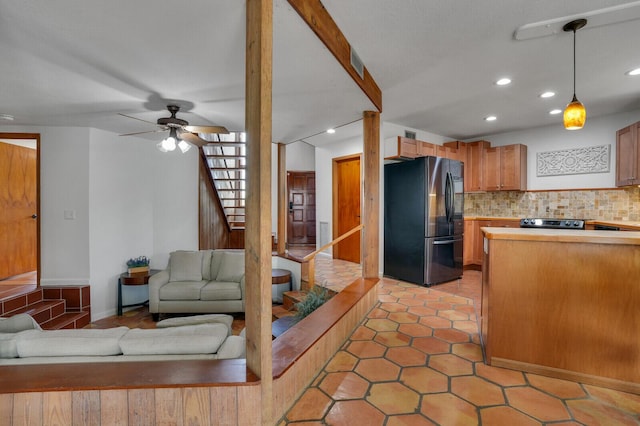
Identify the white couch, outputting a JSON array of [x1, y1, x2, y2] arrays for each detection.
[[0, 313, 245, 365], [149, 249, 246, 321]]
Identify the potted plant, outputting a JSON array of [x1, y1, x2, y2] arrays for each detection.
[[126, 256, 150, 274], [294, 286, 332, 320]]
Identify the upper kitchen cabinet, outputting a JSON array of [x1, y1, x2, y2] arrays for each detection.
[[616, 121, 640, 187], [483, 144, 527, 191], [384, 136, 418, 160]]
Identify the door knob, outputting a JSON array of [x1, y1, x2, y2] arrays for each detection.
[[31, 214, 37, 219]]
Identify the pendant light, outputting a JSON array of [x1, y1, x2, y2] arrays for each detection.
[[563, 19, 587, 130]]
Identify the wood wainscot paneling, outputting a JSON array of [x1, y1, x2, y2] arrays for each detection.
[[198, 151, 232, 250]]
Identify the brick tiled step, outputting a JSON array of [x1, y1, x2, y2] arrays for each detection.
[[5, 300, 66, 325], [0, 289, 43, 316], [40, 311, 91, 330], [272, 304, 295, 319], [282, 291, 307, 311]]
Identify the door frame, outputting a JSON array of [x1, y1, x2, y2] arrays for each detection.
[[332, 153, 362, 261], [0, 132, 40, 285]]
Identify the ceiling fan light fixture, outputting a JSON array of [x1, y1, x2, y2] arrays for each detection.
[[178, 139, 191, 153], [563, 18, 587, 130]]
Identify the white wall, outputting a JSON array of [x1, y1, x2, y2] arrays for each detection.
[[270, 141, 316, 239], [477, 109, 640, 190], [0, 124, 199, 320]]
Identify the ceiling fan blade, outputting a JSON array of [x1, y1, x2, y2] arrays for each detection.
[[184, 125, 229, 134], [179, 131, 209, 147], [119, 129, 166, 137], [118, 112, 160, 126]]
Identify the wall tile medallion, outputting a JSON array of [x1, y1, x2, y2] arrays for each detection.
[[536, 145, 610, 177]]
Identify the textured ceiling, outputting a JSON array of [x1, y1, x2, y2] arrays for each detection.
[[0, 0, 638, 146]]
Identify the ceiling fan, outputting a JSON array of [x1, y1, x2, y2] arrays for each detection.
[[119, 104, 229, 152]]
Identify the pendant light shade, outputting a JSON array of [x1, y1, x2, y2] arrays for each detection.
[[563, 19, 587, 130], [564, 94, 586, 130]]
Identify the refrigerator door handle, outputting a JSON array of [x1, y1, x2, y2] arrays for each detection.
[[445, 172, 454, 223], [432, 237, 463, 245]]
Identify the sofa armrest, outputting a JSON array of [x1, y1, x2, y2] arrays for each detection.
[[148, 270, 170, 313], [216, 335, 245, 359]]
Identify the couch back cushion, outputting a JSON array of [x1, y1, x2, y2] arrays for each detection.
[[216, 251, 245, 282], [169, 251, 204, 282], [16, 327, 129, 358], [0, 314, 42, 333], [209, 250, 225, 280], [119, 323, 227, 355]]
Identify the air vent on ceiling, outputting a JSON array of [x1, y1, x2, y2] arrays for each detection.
[[350, 47, 364, 80], [405, 130, 416, 139]]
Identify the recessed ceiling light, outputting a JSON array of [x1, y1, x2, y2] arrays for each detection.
[[495, 78, 511, 86], [326, 128, 336, 134], [0, 114, 14, 121], [485, 115, 497, 122], [549, 109, 562, 115], [626, 67, 640, 76], [540, 91, 556, 98]]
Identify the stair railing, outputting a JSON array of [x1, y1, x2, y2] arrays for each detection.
[[301, 224, 364, 288]]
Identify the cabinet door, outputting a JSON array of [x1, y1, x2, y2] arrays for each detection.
[[417, 141, 436, 157], [466, 141, 489, 192], [616, 123, 639, 186], [473, 221, 490, 265], [463, 220, 474, 265], [398, 137, 417, 158], [500, 144, 527, 191], [483, 148, 501, 191]]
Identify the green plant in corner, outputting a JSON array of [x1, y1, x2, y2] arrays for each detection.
[[294, 286, 331, 320]]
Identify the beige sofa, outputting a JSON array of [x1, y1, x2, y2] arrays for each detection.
[[149, 249, 245, 321], [0, 313, 245, 365]]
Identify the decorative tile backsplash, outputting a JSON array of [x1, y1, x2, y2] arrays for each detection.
[[465, 187, 640, 221]]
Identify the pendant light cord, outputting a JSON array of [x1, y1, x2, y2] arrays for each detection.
[[572, 28, 576, 96]]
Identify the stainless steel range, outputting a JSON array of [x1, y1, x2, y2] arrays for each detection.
[[520, 218, 586, 230]]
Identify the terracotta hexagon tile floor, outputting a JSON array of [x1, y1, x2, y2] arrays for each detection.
[[281, 272, 640, 425]]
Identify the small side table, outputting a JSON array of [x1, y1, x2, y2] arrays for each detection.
[[271, 268, 292, 304], [117, 269, 159, 316]]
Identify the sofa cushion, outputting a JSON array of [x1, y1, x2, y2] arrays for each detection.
[[159, 281, 207, 300], [0, 332, 25, 358], [201, 250, 214, 281], [210, 250, 225, 281], [119, 323, 227, 355], [0, 314, 42, 333], [200, 281, 242, 301], [155, 314, 233, 336], [169, 251, 203, 282], [216, 251, 245, 282], [16, 327, 129, 358]]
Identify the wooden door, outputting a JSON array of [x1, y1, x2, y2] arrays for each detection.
[[333, 155, 361, 263], [0, 138, 38, 281], [287, 171, 316, 246]]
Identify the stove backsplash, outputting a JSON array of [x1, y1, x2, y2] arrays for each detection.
[[464, 187, 640, 221]]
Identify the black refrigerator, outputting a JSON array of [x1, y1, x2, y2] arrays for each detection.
[[384, 156, 464, 286]]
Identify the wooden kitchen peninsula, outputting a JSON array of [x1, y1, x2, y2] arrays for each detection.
[[481, 227, 639, 395]]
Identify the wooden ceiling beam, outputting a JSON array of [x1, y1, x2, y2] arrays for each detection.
[[287, 0, 382, 112]]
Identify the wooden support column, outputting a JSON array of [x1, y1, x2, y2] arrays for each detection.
[[245, 0, 273, 424], [277, 143, 287, 255], [362, 111, 380, 279]]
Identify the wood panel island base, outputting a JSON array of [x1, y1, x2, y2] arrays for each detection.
[[481, 227, 640, 395]]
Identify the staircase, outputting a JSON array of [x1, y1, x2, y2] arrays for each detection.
[[0, 286, 91, 329], [201, 132, 246, 229]]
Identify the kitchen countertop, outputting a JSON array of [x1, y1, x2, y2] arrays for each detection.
[[466, 216, 640, 231], [482, 227, 640, 245]]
